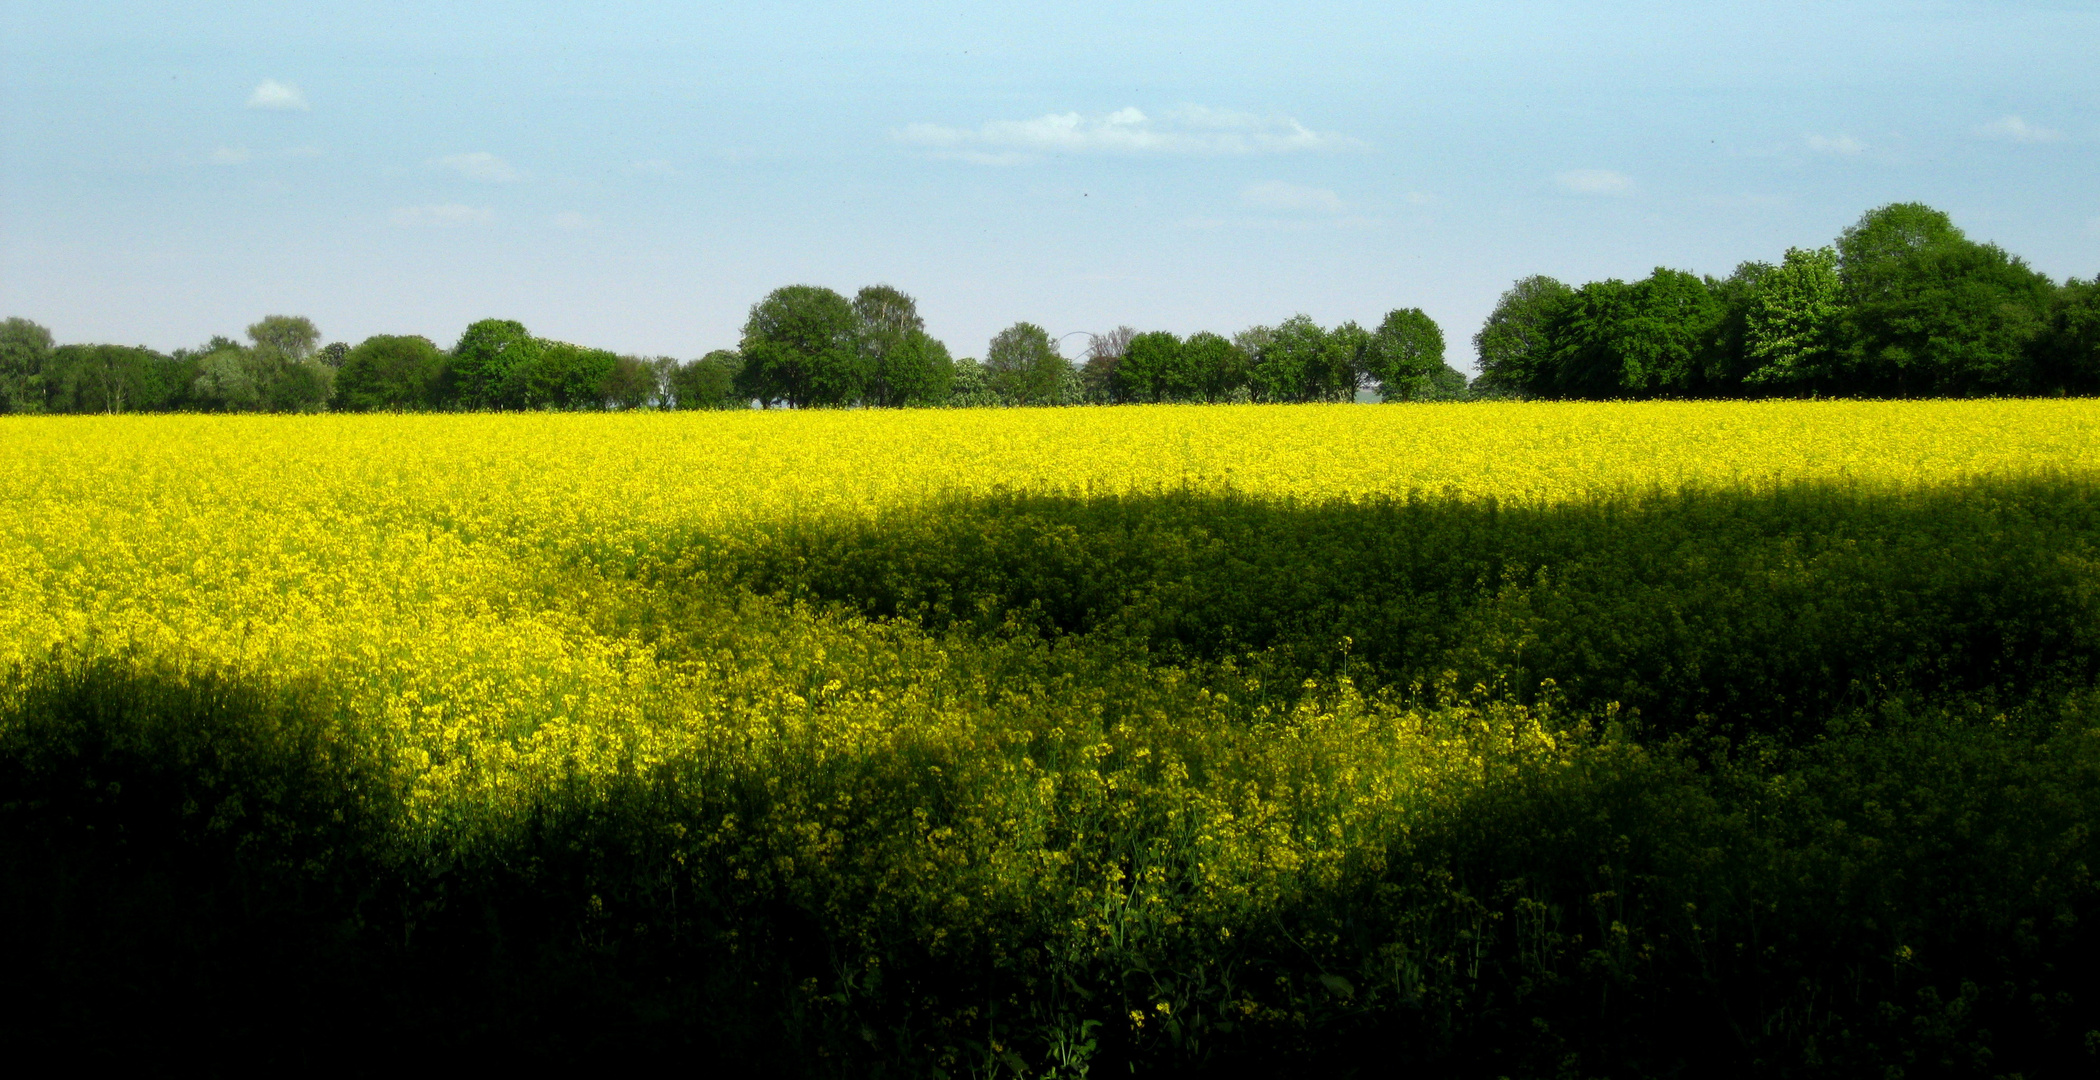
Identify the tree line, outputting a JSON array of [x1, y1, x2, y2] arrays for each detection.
[[1475, 202, 2100, 398], [3, 202, 2094, 415], [0, 283, 1468, 414]]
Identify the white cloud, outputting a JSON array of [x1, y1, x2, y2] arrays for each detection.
[[1241, 181, 1346, 213], [550, 211, 596, 230], [430, 151, 522, 183], [1805, 133, 1866, 155], [1556, 169, 1632, 195], [209, 145, 251, 166], [1976, 115, 2061, 143], [1402, 190, 1435, 206], [898, 105, 1360, 162], [390, 204, 493, 228], [245, 79, 308, 111]]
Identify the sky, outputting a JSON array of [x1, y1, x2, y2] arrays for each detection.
[[2, 1, 2095, 374]]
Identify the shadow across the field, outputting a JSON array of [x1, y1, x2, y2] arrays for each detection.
[[9, 475, 2100, 1076], [708, 475, 2100, 738]]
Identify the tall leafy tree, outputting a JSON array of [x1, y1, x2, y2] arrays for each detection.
[[247, 315, 320, 364], [187, 341, 261, 412], [602, 355, 657, 409], [1248, 315, 1333, 403], [1117, 331, 1183, 403], [448, 319, 541, 409], [1473, 275, 1572, 396], [947, 356, 1000, 407], [49, 344, 168, 413], [853, 285, 925, 407], [1741, 247, 1843, 394], [0, 317, 53, 413], [672, 350, 745, 409], [1325, 321, 1371, 402], [240, 315, 332, 411], [1837, 204, 2054, 395], [738, 285, 861, 407], [335, 335, 446, 411], [850, 284, 955, 407], [1184, 331, 1246, 402], [1546, 269, 1720, 398], [984, 322, 1068, 405], [526, 340, 620, 408], [1363, 308, 1446, 401], [885, 332, 955, 406], [2035, 277, 2100, 395]]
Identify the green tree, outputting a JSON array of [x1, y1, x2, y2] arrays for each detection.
[[187, 343, 261, 412], [600, 355, 657, 410], [238, 315, 332, 411], [1184, 331, 1246, 402], [47, 344, 168, 413], [670, 350, 745, 409], [738, 286, 861, 407], [1547, 269, 1720, 398], [0, 317, 53, 413], [334, 335, 446, 411], [888, 332, 955, 406], [264, 360, 334, 412], [1700, 260, 1773, 392], [1325, 321, 1371, 402], [1117, 331, 1183, 403], [448, 319, 541, 409], [1473, 275, 1572, 396], [526, 340, 619, 408], [2034, 277, 2100, 395], [1741, 247, 1843, 394], [1363, 308, 1446, 401], [1248, 315, 1334, 402], [247, 315, 320, 364], [947, 357, 1000, 407], [1837, 204, 2055, 395], [984, 322, 1069, 405]]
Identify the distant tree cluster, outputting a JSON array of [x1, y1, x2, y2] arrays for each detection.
[[9, 200, 2092, 416], [0, 283, 1465, 414], [1475, 202, 2100, 399]]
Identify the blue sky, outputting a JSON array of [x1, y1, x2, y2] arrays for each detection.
[[2, 1, 2095, 373]]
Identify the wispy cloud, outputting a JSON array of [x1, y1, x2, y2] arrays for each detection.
[[1976, 115, 2061, 143], [1241, 181, 1346, 214], [390, 204, 493, 228], [209, 146, 251, 166], [1556, 169, 1632, 195], [245, 79, 308, 111], [550, 211, 596, 230], [430, 151, 522, 183], [1805, 133, 1866, 156], [899, 105, 1360, 163]]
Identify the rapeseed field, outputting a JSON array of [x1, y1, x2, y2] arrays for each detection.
[[5, 401, 2100, 1075]]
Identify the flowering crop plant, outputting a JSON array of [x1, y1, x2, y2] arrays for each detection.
[[4, 400, 2100, 1075]]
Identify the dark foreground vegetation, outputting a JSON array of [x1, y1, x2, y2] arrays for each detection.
[[6, 477, 2100, 1075], [4, 203, 2096, 416]]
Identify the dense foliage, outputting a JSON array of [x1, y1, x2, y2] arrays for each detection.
[[10, 204, 2090, 416], [4, 404, 2100, 1074], [1479, 203, 2099, 399]]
